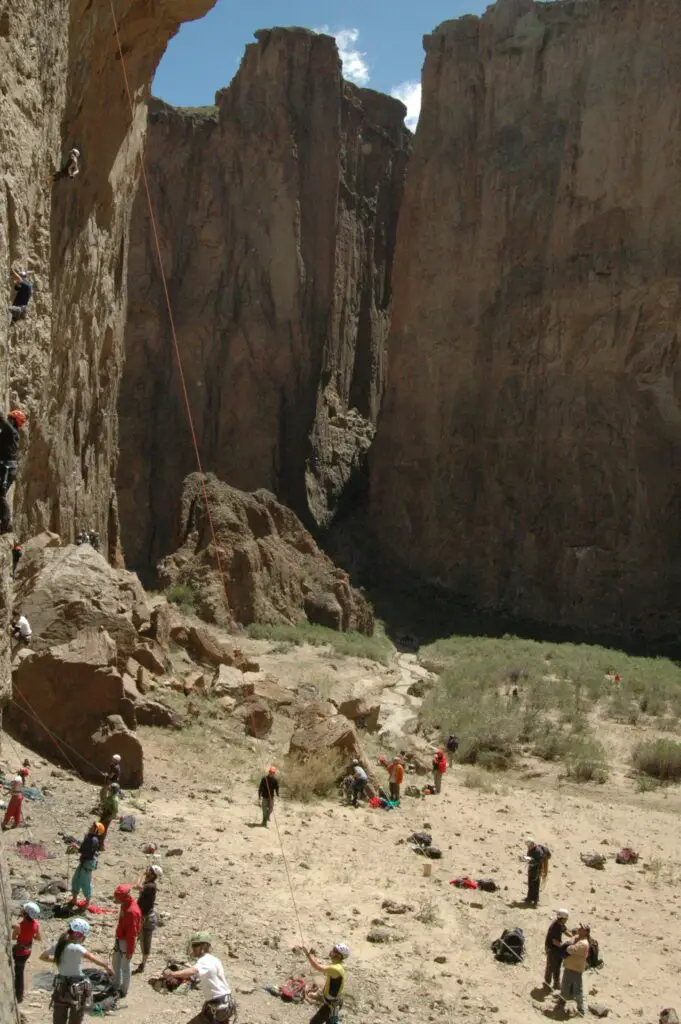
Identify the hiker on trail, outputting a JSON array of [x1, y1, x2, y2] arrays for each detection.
[[11, 901, 41, 1003], [446, 735, 459, 766], [163, 931, 237, 1023], [544, 908, 571, 991], [556, 923, 590, 1017], [3, 774, 25, 830], [67, 148, 80, 177], [351, 760, 368, 807], [432, 749, 447, 793], [41, 917, 113, 1024], [0, 408, 26, 534], [8, 268, 32, 323], [11, 612, 32, 644], [12, 541, 22, 578], [98, 782, 120, 851], [112, 883, 142, 999], [386, 757, 404, 801], [100, 753, 121, 801], [69, 821, 104, 909], [258, 765, 279, 827], [522, 836, 551, 906], [298, 941, 349, 1024], [133, 864, 163, 973]]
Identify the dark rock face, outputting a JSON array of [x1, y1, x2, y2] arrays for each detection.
[[157, 472, 375, 633], [118, 27, 411, 570], [370, 0, 681, 641]]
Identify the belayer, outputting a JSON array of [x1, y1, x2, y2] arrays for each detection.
[[0, 408, 27, 534]]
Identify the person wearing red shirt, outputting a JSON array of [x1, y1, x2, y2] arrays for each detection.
[[112, 884, 141, 998], [12, 902, 41, 1002], [432, 749, 447, 794], [3, 774, 24, 829]]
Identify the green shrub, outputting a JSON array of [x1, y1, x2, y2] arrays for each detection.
[[282, 752, 346, 802], [632, 738, 681, 781], [565, 737, 609, 784], [533, 730, 571, 762], [246, 621, 393, 665], [164, 583, 197, 614]]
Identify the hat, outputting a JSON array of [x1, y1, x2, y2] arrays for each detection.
[[23, 902, 40, 920], [109, 782, 120, 792], [69, 918, 91, 937], [149, 864, 163, 879], [268, 766, 277, 775], [114, 884, 132, 899], [332, 943, 350, 959], [524, 836, 536, 845], [94, 822, 105, 835], [556, 909, 569, 920], [112, 754, 121, 763], [188, 931, 212, 948], [13, 775, 23, 785]]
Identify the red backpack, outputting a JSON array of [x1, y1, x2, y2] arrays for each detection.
[[280, 978, 306, 1003]]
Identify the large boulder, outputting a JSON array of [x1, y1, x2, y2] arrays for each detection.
[[91, 716, 144, 788], [289, 716, 364, 762], [337, 696, 381, 733], [13, 538, 150, 670], [157, 473, 374, 633], [212, 665, 254, 700], [235, 697, 273, 738], [135, 699, 184, 730], [8, 630, 144, 785]]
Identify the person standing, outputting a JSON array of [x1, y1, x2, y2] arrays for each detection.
[[0, 408, 26, 534], [11, 901, 41, 1003], [351, 761, 368, 807], [432, 749, 447, 793], [163, 932, 237, 1023], [70, 822, 104, 909], [299, 942, 350, 1024], [544, 909, 570, 990], [258, 766, 279, 827], [112, 883, 141, 999], [387, 757, 405, 801], [3, 774, 25, 829], [556, 923, 590, 1017], [100, 753, 121, 802], [134, 864, 163, 973], [98, 782, 120, 852], [41, 917, 113, 1024], [523, 836, 551, 906]]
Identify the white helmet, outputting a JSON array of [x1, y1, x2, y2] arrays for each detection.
[[23, 902, 40, 920], [112, 754, 121, 763], [13, 775, 23, 784], [69, 918, 91, 937], [70, 148, 80, 157], [149, 864, 163, 879], [332, 943, 350, 959]]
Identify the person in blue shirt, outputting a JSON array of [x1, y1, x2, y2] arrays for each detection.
[[9, 269, 32, 323]]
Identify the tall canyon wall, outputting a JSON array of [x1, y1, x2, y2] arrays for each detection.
[[370, 0, 681, 642], [118, 28, 410, 571]]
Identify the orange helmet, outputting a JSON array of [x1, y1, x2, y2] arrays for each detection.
[[9, 409, 27, 429], [94, 822, 105, 835], [268, 766, 277, 775]]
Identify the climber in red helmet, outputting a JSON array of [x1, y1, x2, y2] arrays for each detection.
[[0, 409, 26, 535]]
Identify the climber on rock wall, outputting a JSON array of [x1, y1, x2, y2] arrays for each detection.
[[8, 268, 32, 324], [0, 409, 26, 534]]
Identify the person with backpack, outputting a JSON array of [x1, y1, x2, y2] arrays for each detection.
[[258, 766, 279, 826], [41, 917, 113, 1023], [163, 931, 237, 1022], [11, 901, 41, 1003], [543, 909, 570, 990], [556, 923, 590, 1017], [299, 941, 349, 1023], [522, 836, 550, 906], [432, 749, 447, 793]]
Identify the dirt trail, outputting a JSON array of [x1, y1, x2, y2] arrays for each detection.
[[2, 645, 680, 1024]]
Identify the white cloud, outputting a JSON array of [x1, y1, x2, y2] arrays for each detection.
[[316, 26, 370, 87], [390, 80, 422, 132]]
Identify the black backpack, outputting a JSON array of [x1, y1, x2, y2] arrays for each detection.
[[492, 927, 525, 963], [446, 735, 459, 753], [408, 832, 432, 849], [587, 937, 603, 970]]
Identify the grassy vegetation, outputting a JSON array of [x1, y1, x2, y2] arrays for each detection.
[[281, 752, 346, 802], [632, 738, 681, 781], [246, 621, 394, 665], [420, 633, 681, 781], [164, 583, 198, 616]]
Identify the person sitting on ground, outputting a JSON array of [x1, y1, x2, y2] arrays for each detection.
[[11, 612, 32, 644], [299, 942, 349, 1024], [3, 774, 25, 830], [386, 756, 404, 802], [543, 908, 571, 991], [8, 268, 32, 323], [11, 901, 41, 1004], [41, 917, 113, 1024], [112, 884, 142, 1000], [258, 765, 279, 827], [522, 836, 551, 906], [0, 408, 26, 535], [431, 748, 447, 793], [67, 148, 80, 178], [98, 782, 120, 852], [69, 821, 104, 910], [351, 760, 368, 807], [134, 864, 163, 974], [163, 931, 237, 1023], [556, 923, 590, 1017]]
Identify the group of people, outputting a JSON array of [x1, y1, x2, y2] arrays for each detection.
[[544, 910, 593, 1017]]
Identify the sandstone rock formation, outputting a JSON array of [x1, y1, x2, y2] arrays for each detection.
[[118, 27, 411, 570], [370, 0, 681, 641], [158, 473, 374, 632], [8, 629, 144, 785]]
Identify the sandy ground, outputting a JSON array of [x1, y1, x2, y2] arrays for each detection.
[[2, 642, 680, 1024]]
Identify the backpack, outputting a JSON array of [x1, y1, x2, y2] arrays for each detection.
[[477, 878, 499, 892], [492, 927, 525, 964], [280, 978, 306, 1003], [408, 832, 432, 849], [446, 735, 459, 753], [536, 845, 551, 879], [587, 937, 603, 970], [425, 846, 442, 859]]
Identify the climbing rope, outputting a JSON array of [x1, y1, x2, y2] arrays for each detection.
[[106, 0, 307, 950]]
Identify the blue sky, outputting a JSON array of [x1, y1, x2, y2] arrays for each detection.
[[154, 0, 491, 130]]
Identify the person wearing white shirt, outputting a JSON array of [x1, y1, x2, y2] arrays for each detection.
[[163, 932, 236, 1022], [11, 613, 31, 644], [351, 760, 368, 807]]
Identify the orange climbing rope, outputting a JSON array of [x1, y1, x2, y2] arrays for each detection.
[[106, 0, 307, 949]]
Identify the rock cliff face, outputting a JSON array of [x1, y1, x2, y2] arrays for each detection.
[[118, 28, 411, 571], [370, 0, 681, 641]]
